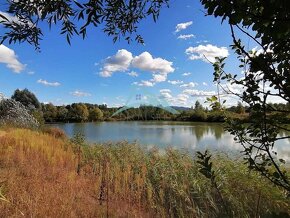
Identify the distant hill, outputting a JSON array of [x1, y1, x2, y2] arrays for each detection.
[[171, 106, 192, 111]]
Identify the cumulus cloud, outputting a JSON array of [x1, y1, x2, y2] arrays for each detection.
[[159, 89, 172, 99], [99, 49, 174, 86], [37, 79, 61, 87], [132, 51, 174, 85], [127, 71, 138, 77], [177, 34, 195, 40], [133, 80, 154, 87], [99, 49, 133, 77], [175, 21, 193, 33], [152, 74, 167, 83], [182, 72, 191, 76], [168, 80, 184, 85], [132, 51, 174, 74], [185, 44, 229, 63], [159, 89, 189, 106], [0, 44, 25, 73], [70, 90, 91, 97], [180, 82, 197, 88], [183, 89, 216, 96], [175, 94, 189, 105], [202, 82, 208, 86]]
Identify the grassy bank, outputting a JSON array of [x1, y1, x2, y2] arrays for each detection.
[[0, 128, 289, 217]]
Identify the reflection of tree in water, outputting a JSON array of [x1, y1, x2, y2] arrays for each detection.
[[211, 124, 224, 140], [193, 125, 210, 142], [72, 123, 85, 136], [279, 128, 290, 143]]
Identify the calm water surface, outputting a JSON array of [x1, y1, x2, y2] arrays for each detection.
[[48, 121, 290, 160]]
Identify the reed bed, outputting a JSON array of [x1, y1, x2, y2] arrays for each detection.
[[0, 128, 289, 217]]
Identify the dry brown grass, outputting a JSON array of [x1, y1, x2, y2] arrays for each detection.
[[0, 129, 148, 217], [0, 128, 289, 217]]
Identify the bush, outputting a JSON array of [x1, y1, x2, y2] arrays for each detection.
[[207, 111, 226, 122], [190, 110, 207, 121], [42, 127, 66, 139], [0, 98, 39, 129]]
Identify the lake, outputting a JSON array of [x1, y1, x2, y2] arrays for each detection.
[[48, 121, 290, 160]]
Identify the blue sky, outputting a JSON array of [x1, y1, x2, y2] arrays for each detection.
[[0, 0, 254, 107]]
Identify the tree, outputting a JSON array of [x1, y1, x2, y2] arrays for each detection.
[[236, 102, 245, 114], [68, 103, 89, 122], [11, 89, 41, 110], [57, 106, 68, 122], [201, 0, 290, 192], [0, 0, 169, 49], [89, 107, 103, 121], [194, 100, 204, 111], [43, 103, 58, 122]]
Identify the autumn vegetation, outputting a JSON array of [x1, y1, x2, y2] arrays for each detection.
[[9, 88, 290, 124], [0, 127, 289, 217]]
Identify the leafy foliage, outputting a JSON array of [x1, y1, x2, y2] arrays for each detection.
[[0, 0, 169, 49], [201, 0, 290, 193], [11, 89, 40, 110]]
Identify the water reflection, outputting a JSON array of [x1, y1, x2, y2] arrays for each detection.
[[48, 121, 290, 161]]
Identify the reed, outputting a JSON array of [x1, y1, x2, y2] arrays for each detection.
[[0, 128, 289, 217]]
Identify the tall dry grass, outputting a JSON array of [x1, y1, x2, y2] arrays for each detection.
[[0, 128, 289, 217]]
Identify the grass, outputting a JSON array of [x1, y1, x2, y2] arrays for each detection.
[[0, 127, 289, 217]]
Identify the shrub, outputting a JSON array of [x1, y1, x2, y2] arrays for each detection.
[[0, 98, 39, 129], [190, 110, 207, 121], [207, 111, 226, 122], [42, 127, 66, 139]]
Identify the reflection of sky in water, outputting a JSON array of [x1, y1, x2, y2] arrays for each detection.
[[48, 121, 290, 161]]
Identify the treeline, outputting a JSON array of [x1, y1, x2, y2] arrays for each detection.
[[9, 88, 290, 123]]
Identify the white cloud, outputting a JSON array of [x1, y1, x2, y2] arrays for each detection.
[[176, 94, 189, 104], [180, 82, 197, 88], [70, 90, 91, 97], [152, 74, 167, 83], [133, 80, 154, 87], [132, 51, 174, 74], [183, 89, 216, 96], [182, 72, 191, 76], [127, 71, 138, 77], [177, 34, 195, 40], [100, 50, 174, 86], [160, 89, 171, 93], [99, 49, 133, 77], [37, 79, 61, 87], [160, 89, 172, 99], [168, 80, 184, 85], [159, 89, 189, 106], [185, 44, 229, 63], [202, 82, 208, 86], [175, 21, 193, 33], [132, 51, 174, 85], [27, 71, 35, 75], [0, 44, 25, 73], [196, 40, 209, 44]]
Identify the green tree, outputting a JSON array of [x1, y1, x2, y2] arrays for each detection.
[[0, 0, 169, 49], [57, 106, 68, 122], [194, 100, 204, 111], [11, 89, 40, 110], [68, 103, 89, 122], [43, 103, 58, 122], [202, 0, 290, 192], [89, 107, 103, 121]]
